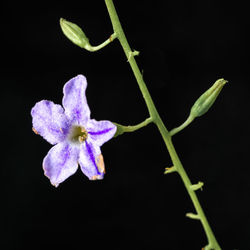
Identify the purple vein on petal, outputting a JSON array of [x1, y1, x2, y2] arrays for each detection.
[[55, 144, 71, 181], [45, 101, 52, 115], [85, 141, 100, 174], [88, 128, 113, 136]]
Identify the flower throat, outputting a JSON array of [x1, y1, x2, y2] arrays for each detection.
[[69, 125, 88, 144]]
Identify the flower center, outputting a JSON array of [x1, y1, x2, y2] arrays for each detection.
[[68, 125, 88, 144]]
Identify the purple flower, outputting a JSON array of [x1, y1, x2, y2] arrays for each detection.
[[31, 75, 116, 187]]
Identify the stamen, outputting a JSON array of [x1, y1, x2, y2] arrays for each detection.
[[78, 135, 85, 143]]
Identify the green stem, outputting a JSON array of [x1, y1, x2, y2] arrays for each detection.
[[115, 117, 153, 135], [88, 32, 117, 51], [104, 0, 221, 249], [170, 114, 195, 136], [157, 123, 221, 250], [104, 0, 158, 120]]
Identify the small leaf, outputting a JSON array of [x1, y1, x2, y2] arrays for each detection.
[[164, 166, 176, 174], [186, 212, 200, 220], [127, 50, 140, 62], [190, 181, 204, 191]]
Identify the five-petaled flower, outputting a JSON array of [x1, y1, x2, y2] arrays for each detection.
[[31, 75, 116, 187]]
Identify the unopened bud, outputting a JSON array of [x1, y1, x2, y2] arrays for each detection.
[[190, 78, 228, 118], [60, 18, 91, 50]]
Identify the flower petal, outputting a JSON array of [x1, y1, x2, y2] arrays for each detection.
[[43, 142, 79, 187], [87, 119, 117, 146], [62, 75, 90, 125], [31, 100, 70, 145], [78, 141, 105, 180]]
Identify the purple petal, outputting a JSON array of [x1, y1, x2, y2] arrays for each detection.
[[78, 141, 105, 180], [87, 119, 117, 146], [62, 75, 90, 125], [43, 142, 80, 187], [31, 100, 70, 145]]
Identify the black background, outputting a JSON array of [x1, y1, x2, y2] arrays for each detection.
[[2, 0, 250, 249]]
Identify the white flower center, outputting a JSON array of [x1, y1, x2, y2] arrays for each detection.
[[68, 125, 88, 144]]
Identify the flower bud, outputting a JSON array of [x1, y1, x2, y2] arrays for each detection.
[[190, 78, 228, 118], [60, 18, 91, 50]]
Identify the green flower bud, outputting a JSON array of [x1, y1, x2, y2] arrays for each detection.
[[60, 18, 91, 50], [190, 78, 228, 118]]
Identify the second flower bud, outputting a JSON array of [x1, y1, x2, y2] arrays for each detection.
[[60, 18, 92, 50]]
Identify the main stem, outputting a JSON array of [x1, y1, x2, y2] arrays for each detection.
[[104, 0, 221, 249]]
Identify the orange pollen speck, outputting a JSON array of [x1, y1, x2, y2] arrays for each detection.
[[32, 127, 39, 135], [96, 154, 105, 174]]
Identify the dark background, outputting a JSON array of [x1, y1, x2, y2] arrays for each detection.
[[2, 0, 250, 249]]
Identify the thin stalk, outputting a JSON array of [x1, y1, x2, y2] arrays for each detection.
[[156, 119, 221, 250], [170, 114, 194, 136], [88, 33, 117, 51], [104, 0, 221, 249], [116, 117, 153, 134], [104, 0, 158, 120]]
